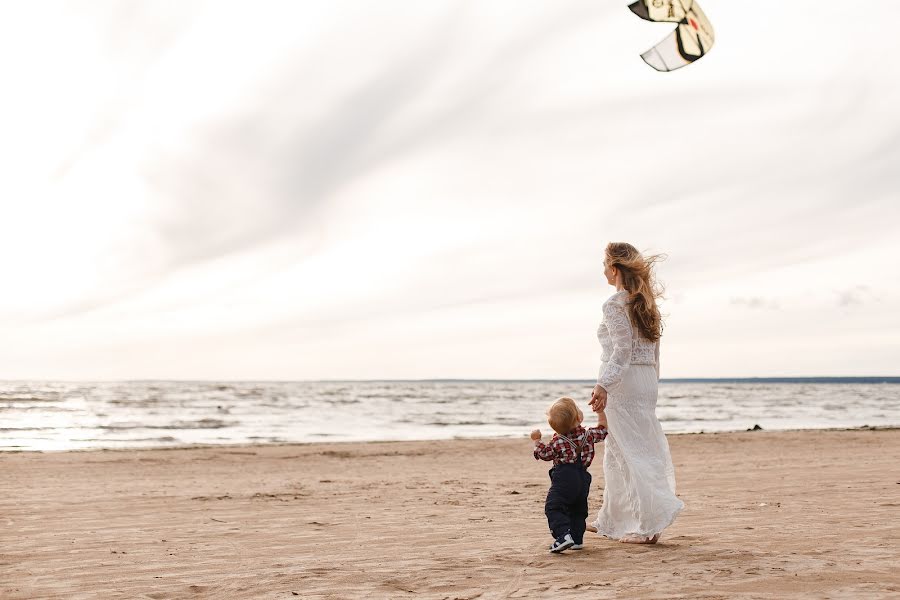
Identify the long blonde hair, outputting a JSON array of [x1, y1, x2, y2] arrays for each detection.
[[605, 242, 665, 342]]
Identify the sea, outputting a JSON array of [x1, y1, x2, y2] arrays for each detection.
[[1, 379, 898, 452]]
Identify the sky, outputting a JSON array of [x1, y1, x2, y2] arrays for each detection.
[[1, 0, 898, 380]]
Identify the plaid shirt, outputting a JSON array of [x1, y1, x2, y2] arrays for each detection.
[[533, 425, 608, 468]]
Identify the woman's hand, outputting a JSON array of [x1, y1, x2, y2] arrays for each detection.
[[590, 384, 608, 413], [530, 429, 542, 441]]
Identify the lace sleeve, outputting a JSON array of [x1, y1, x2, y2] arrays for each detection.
[[597, 299, 633, 391], [655, 340, 660, 381]]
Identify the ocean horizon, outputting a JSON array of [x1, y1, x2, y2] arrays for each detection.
[[3, 376, 899, 384]]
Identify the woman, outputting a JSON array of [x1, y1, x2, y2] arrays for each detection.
[[588, 242, 683, 543]]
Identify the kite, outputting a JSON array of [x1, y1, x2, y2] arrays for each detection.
[[628, 0, 715, 72]]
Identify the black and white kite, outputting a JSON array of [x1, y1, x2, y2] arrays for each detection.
[[629, 0, 714, 72]]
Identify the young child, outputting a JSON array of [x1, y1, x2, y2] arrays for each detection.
[[531, 397, 608, 553]]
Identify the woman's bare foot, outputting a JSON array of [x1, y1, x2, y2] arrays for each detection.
[[586, 524, 598, 533]]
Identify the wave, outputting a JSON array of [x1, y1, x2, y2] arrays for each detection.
[[0, 395, 61, 403], [0, 426, 69, 432], [424, 420, 527, 427], [0, 406, 77, 412], [72, 436, 180, 443], [97, 419, 234, 430]]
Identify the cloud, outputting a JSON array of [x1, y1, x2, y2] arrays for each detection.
[[835, 286, 878, 308], [729, 297, 780, 310], [140, 1, 618, 271], [23, 1, 621, 324], [51, 2, 204, 180]]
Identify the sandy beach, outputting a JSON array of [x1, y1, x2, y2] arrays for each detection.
[[3, 429, 899, 599]]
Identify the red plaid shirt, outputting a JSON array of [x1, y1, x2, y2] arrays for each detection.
[[533, 425, 608, 468]]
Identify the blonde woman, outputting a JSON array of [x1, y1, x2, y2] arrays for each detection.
[[587, 242, 684, 543]]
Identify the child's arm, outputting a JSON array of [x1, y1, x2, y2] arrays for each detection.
[[531, 429, 555, 461], [586, 427, 608, 443], [585, 410, 608, 442]]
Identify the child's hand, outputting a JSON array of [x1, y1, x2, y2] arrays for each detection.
[[530, 429, 542, 441]]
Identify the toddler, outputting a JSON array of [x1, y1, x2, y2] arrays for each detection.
[[531, 397, 608, 553]]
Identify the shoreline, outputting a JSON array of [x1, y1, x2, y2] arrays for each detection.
[[3, 423, 899, 455]]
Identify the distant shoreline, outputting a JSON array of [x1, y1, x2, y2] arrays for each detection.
[[662, 377, 900, 384], [404, 377, 900, 385], [2, 377, 899, 384]]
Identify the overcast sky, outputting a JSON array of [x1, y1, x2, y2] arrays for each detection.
[[1, 1, 898, 380]]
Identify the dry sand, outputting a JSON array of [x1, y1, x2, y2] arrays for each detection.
[[2, 429, 899, 599]]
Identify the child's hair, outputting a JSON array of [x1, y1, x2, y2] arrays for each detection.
[[547, 397, 581, 435]]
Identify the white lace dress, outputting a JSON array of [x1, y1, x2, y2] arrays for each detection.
[[591, 289, 684, 540]]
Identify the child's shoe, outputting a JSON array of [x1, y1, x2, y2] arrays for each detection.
[[571, 542, 584, 550], [549, 532, 575, 553]]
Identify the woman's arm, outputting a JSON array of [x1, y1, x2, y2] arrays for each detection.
[[590, 385, 607, 412], [597, 300, 633, 393]]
